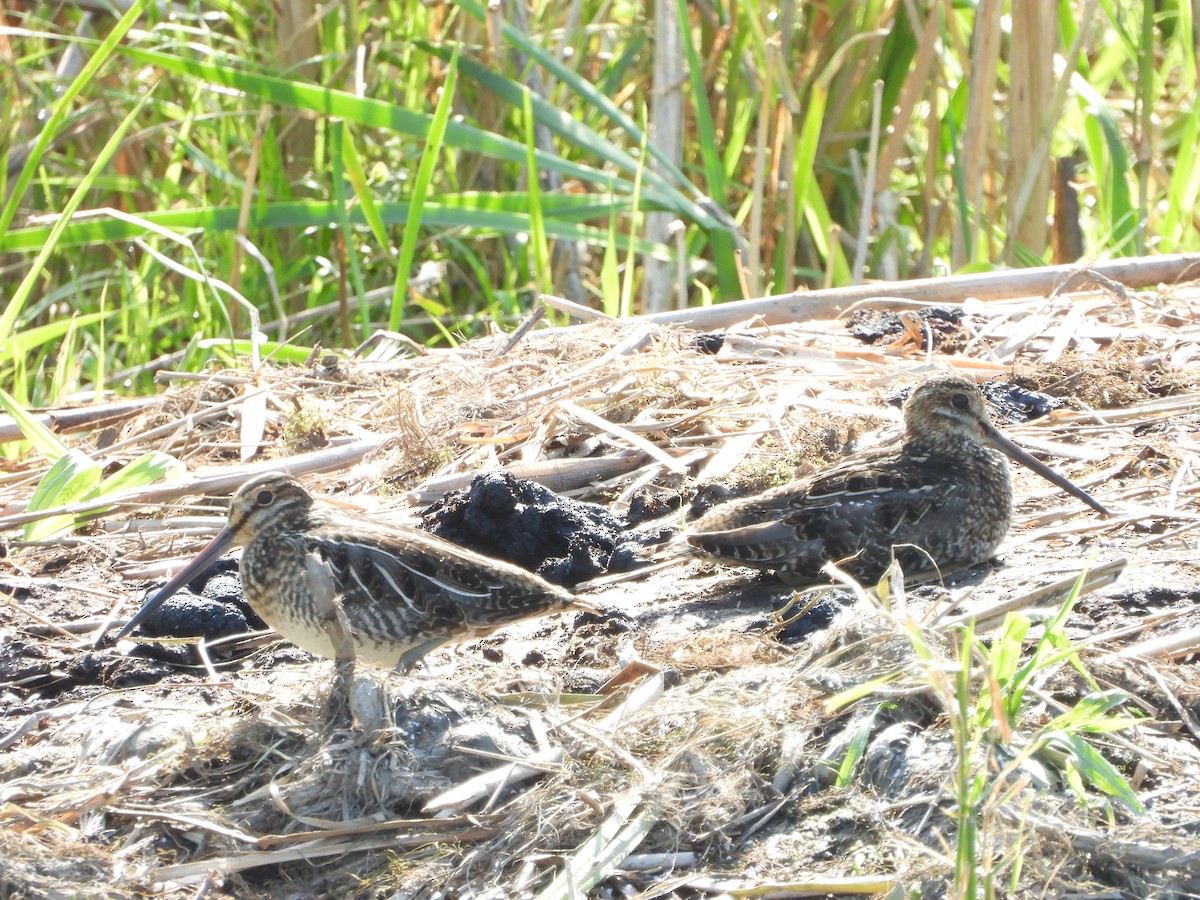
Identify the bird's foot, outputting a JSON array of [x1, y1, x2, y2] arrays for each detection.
[[319, 659, 357, 731], [319, 660, 393, 738]]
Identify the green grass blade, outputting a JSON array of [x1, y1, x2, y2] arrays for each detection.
[[523, 90, 551, 294], [0, 311, 114, 360], [676, 0, 726, 207], [600, 208, 620, 316], [114, 44, 640, 200], [534, 799, 659, 900], [1042, 731, 1144, 813], [0, 84, 155, 352], [390, 48, 459, 330], [1072, 73, 1138, 255], [0, 198, 676, 260], [835, 706, 880, 787], [450, 0, 694, 196], [0, 0, 148, 236], [620, 120, 648, 317], [339, 123, 392, 262], [0, 387, 70, 461], [418, 39, 718, 227], [23, 450, 103, 541], [331, 122, 374, 334], [200, 340, 315, 366], [1042, 691, 1138, 735]]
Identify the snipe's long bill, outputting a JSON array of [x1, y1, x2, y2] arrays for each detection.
[[114, 474, 578, 670], [686, 373, 1108, 585]]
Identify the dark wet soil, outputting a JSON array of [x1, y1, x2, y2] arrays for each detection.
[[884, 378, 1066, 423], [0, 633, 179, 713], [847, 306, 968, 352]]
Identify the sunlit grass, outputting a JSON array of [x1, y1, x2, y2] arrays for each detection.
[[0, 1, 1196, 406], [826, 566, 1143, 897]]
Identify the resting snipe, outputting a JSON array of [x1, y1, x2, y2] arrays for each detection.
[[686, 373, 1108, 583], [116, 474, 579, 669]]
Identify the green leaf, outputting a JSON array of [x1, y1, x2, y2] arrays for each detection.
[[991, 613, 1031, 685], [523, 89, 551, 295], [0, 387, 70, 461], [23, 451, 103, 541], [0, 311, 114, 360], [676, 0, 726, 208], [534, 798, 659, 900], [1043, 690, 1138, 735], [340, 124, 392, 262], [391, 47, 459, 330], [0, 196, 673, 256], [96, 451, 186, 497], [1043, 731, 1144, 813], [836, 707, 880, 787], [0, 44, 154, 352], [450, 0, 696, 199], [113, 44, 642, 203], [22, 451, 184, 541], [329, 121, 372, 334], [1072, 74, 1138, 255], [0, 0, 149, 236], [601, 209, 620, 316], [200, 339, 315, 366]]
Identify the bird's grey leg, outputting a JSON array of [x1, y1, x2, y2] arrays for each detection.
[[319, 597, 357, 667], [316, 596, 360, 728], [305, 553, 359, 727], [395, 637, 450, 674]]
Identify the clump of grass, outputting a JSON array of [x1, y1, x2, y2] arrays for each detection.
[[281, 400, 329, 454], [384, 389, 458, 483], [719, 434, 810, 496], [824, 566, 1144, 895]]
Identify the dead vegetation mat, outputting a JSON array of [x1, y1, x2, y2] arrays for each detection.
[[2, 280, 1200, 898]]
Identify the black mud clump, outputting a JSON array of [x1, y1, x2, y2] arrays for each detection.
[[885, 379, 1064, 425], [979, 381, 1067, 424], [771, 589, 852, 643], [123, 557, 266, 666], [624, 487, 683, 527], [689, 332, 725, 355], [847, 306, 967, 352], [687, 483, 737, 521], [423, 471, 664, 587]]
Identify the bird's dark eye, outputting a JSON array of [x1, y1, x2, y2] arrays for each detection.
[[256, 489, 274, 506], [951, 393, 970, 410]]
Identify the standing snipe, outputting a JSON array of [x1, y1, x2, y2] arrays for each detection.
[[115, 474, 579, 670], [686, 372, 1108, 583]]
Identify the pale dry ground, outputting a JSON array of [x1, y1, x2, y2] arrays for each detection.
[[1, 278, 1200, 897]]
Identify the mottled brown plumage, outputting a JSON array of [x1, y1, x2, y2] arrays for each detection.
[[116, 474, 578, 669], [686, 373, 1108, 584]]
